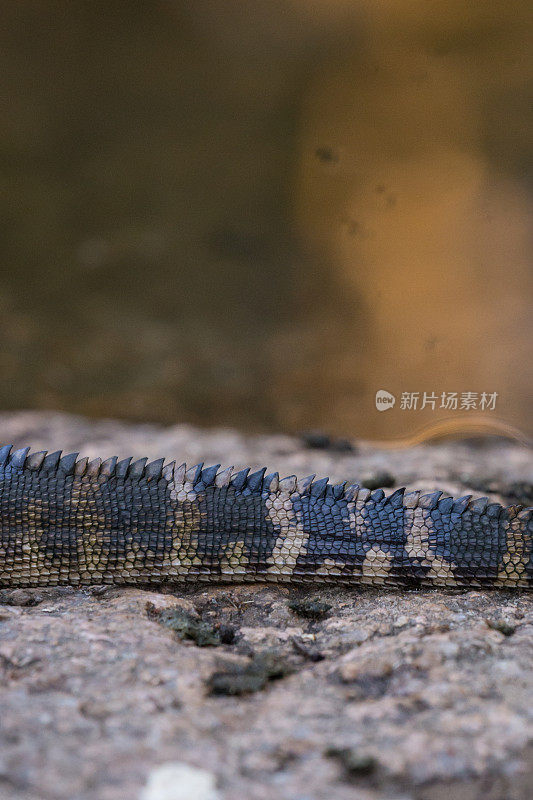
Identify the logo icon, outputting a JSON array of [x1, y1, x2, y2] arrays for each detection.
[[375, 390, 396, 411]]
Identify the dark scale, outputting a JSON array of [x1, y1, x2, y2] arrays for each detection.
[[426, 505, 509, 585], [14, 468, 80, 577], [179, 485, 279, 575], [293, 493, 370, 577], [111, 475, 177, 577]]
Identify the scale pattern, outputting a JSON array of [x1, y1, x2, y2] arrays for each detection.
[[0, 445, 531, 589]]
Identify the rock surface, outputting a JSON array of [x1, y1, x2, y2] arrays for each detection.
[[0, 411, 531, 800]]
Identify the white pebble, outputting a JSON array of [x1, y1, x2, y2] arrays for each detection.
[[140, 762, 220, 800]]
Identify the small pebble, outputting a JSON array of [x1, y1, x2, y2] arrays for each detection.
[[139, 762, 219, 800]]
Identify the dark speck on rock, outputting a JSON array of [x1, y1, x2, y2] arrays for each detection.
[[300, 431, 332, 450], [208, 650, 295, 695], [343, 673, 392, 701], [0, 589, 43, 607], [91, 585, 111, 598], [325, 747, 378, 779], [505, 481, 533, 507], [291, 636, 324, 662], [360, 470, 395, 490], [486, 617, 517, 637], [300, 431, 356, 453], [330, 437, 356, 454], [289, 598, 332, 620], [146, 602, 229, 647], [468, 479, 533, 507], [218, 624, 237, 644]]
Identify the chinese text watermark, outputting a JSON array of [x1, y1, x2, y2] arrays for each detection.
[[375, 390, 498, 412]]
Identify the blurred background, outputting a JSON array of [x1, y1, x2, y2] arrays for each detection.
[[0, 0, 531, 440]]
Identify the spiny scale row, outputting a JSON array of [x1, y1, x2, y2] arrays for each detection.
[[0, 444, 528, 519]]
